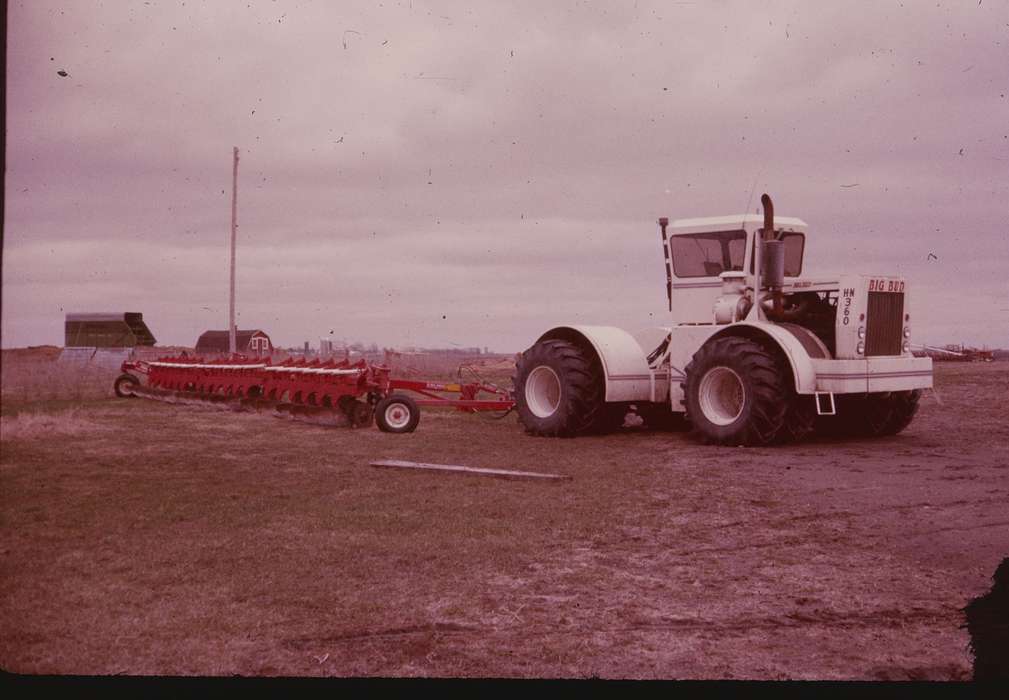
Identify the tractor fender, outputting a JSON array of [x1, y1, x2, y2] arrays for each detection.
[[535, 325, 662, 402], [706, 321, 827, 395]]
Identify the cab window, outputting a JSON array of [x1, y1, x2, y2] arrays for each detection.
[[749, 232, 805, 276], [669, 230, 747, 278], [781, 232, 804, 276]]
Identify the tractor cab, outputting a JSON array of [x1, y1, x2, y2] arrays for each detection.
[[661, 215, 807, 325]]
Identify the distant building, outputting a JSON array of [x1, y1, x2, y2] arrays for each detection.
[[195, 329, 272, 355], [319, 338, 354, 358], [65, 312, 156, 348]]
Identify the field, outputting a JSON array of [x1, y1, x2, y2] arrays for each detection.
[[1, 350, 1006, 679]]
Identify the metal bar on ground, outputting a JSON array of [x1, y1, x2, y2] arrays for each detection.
[[369, 460, 572, 482]]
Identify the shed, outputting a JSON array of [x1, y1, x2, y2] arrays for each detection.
[[195, 329, 273, 355], [65, 312, 157, 348]]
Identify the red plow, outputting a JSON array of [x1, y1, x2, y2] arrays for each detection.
[[114, 355, 514, 433]]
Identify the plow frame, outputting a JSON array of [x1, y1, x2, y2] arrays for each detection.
[[388, 378, 514, 413], [116, 355, 515, 432]]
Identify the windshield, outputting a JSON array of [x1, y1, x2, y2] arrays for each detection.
[[670, 230, 746, 278]]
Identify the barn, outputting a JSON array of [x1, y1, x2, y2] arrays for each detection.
[[65, 312, 157, 348], [195, 329, 273, 355]]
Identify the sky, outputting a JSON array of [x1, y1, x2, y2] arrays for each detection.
[[4, 0, 1008, 352]]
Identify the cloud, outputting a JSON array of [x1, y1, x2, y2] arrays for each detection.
[[4, 1, 1008, 349]]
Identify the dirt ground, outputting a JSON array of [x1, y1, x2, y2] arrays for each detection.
[[1, 359, 1006, 679]]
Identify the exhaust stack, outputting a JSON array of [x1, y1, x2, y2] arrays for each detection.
[[761, 193, 774, 242], [759, 194, 785, 315]]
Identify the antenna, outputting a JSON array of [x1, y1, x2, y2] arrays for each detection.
[[229, 147, 239, 355]]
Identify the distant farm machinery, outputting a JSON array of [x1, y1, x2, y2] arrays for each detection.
[[114, 355, 515, 432]]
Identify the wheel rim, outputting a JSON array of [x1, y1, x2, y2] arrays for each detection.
[[117, 378, 136, 396], [525, 366, 561, 418], [384, 402, 411, 429], [698, 367, 745, 426]]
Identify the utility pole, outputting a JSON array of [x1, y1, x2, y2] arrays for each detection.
[[229, 147, 239, 355]]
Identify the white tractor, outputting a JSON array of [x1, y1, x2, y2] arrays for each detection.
[[514, 194, 933, 445]]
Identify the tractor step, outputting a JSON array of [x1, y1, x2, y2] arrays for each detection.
[[815, 392, 837, 416]]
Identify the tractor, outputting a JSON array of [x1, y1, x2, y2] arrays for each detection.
[[513, 194, 933, 445]]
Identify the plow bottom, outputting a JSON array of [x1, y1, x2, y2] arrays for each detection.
[[124, 383, 358, 427]]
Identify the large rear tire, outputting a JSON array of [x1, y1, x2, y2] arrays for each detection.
[[682, 336, 789, 446], [514, 339, 607, 437]]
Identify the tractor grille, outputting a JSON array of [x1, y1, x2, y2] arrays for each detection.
[[865, 291, 904, 356]]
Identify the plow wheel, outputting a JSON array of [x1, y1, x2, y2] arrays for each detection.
[[375, 394, 420, 434], [114, 374, 140, 398]]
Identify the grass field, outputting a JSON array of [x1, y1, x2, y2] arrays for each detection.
[[1, 352, 1006, 678]]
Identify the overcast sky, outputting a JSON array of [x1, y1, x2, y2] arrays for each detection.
[[4, 1, 1008, 351]]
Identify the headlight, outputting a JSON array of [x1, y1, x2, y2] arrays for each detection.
[[903, 327, 911, 338], [857, 326, 866, 339], [902, 340, 911, 353], [857, 341, 865, 354]]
